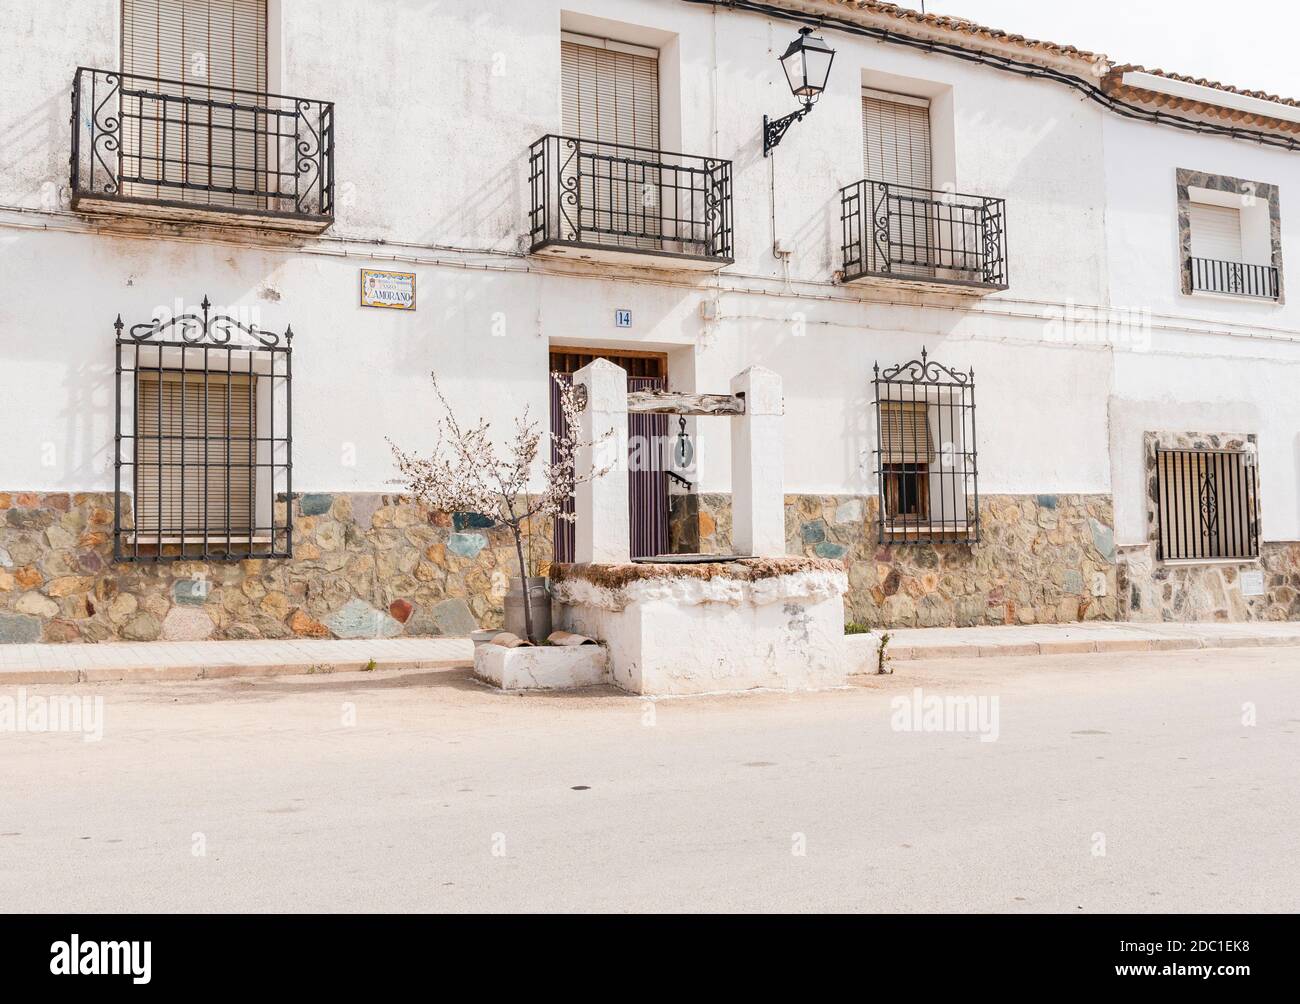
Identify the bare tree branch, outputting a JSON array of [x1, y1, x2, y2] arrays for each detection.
[[388, 371, 616, 641]]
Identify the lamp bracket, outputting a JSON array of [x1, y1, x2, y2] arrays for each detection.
[[763, 103, 812, 157]]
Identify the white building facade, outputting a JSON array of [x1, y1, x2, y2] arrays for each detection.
[[2, 0, 1298, 644]]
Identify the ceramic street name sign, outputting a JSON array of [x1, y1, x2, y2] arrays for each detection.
[[360, 269, 416, 310]]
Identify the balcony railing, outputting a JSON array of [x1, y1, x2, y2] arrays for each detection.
[[71, 67, 334, 232], [841, 179, 1008, 291], [528, 135, 733, 267], [1188, 257, 1279, 300]]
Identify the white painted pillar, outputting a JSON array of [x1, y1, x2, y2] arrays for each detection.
[[730, 365, 785, 557], [573, 358, 630, 564]]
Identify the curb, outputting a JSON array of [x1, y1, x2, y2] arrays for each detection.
[[848, 633, 1300, 666], [0, 657, 471, 686], [6, 631, 1300, 685]]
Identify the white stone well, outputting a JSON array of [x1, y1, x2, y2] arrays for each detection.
[[552, 359, 848, 695]]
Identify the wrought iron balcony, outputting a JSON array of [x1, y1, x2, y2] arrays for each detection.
[[841, 179, 1008, 292], [528, 135, 733, 269], [1188, 257, 1279, 300], [71, 67, 334, 233]]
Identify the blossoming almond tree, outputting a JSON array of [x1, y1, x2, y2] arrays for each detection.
[[389, 372, 614, 643]]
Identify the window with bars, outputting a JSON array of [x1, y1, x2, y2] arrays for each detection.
[[1155, 448, 1259, 561], [872, 349, 979, 544], [114, 296, 293, 561]]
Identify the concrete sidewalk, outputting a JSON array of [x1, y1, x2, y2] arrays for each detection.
[[847, 619, 1300, 664], [2, 620, 1299, 685]]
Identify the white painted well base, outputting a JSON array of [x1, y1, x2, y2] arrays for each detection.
[[473, 644, 609, 691], [554, 567, 848, 695]]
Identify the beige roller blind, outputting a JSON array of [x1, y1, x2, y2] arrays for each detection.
[[1189, 203, 1243, 262], [121, 0, 268, 207], [560, 34, 661, 249], [561, 34, 659, 148], [880, 401, 934, 465], [135, 371, 256, 537], [864, 90, 934, 276], [862, 89, 931, 190]]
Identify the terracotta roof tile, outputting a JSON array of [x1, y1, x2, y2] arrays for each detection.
[[819, 2, 1300, 112], [824, 0, 1101, 61], [1109, 63, 1300, 109]]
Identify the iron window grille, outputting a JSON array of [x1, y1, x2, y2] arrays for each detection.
[[1155, 448, 1259, 561], [872, 349, 979, 544], [114, 296, 293, 561], [842, 179, 1008, 290], [1187, 257, 1279, 300], [71, 67, 334, 228], [528, 134, 733, 263]]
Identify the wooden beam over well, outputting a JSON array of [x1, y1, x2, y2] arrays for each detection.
[[626, 391, 746, 415]]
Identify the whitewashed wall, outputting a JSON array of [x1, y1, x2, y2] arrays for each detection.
[[0, 0, 1293, 542], [1101, 114, 1300, 544]]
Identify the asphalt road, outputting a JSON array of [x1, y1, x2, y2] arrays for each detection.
[[2, 646, 1297, 912]]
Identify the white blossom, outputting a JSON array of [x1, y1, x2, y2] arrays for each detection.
[[388, 372, 614, 641]]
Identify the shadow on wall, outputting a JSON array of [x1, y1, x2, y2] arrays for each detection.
[[1, 87, 70, 207], [402, 147, 526, 377], [963, 103, 1103, 295], [58, 359, 118, 493], [786, 177, 837, 282], [424, 146, 524, 259], [66, 279, 288, 495]]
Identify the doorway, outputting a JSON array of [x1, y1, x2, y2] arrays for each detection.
[[549, 347, 669, 561]]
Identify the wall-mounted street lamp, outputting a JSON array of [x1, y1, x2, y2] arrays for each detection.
[[762, 26, 836, 156]]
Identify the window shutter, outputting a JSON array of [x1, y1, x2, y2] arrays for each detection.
[[135, 371, 256, 537], [561, 36, 659, 149], [862, 90, 931, 190], [121, 0, 268, 207], [122, 0, 267, 90], [1189, 203, 1244, 263], [880, 401, 934, 465]]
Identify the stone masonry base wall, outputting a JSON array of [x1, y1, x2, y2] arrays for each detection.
[[0, 491, 550, 644], [671, 492, 1120, 628], [1115, 428, 1300, 621], [1118, 542, 1300, 621], [7, 488, 1296, 643]]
